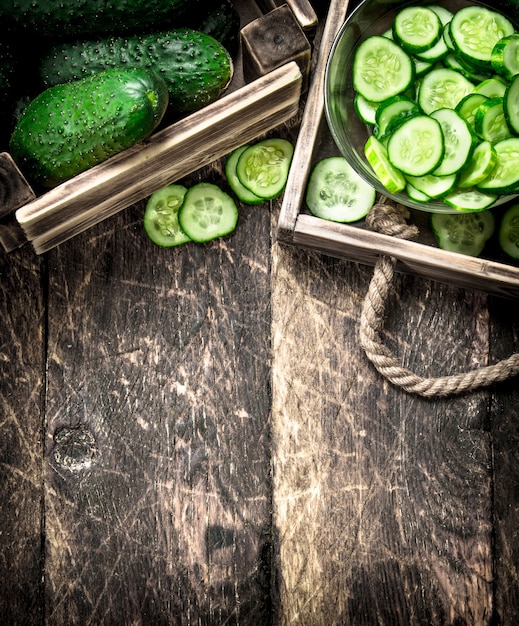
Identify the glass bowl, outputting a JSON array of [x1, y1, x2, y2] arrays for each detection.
[[324, 0, 519, 213]]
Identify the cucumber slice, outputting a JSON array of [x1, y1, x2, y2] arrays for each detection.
[[474, 97, 513, 143], [143, 184, 191, 247], [430, 108, 475, 176], [443, 188, 498, 212], [431, 211, 495, 256], [449, 6, 515, 70], [405, 181, 431, 203], [418, 68, 474, 114], [473, 76, 508, 98], [364, 135, 406, 193], [354, 93, 379, 125], [442, 53, 488, 82], [374, 94, 419, 138], [491, 34, 519, 80], [504, 75, 519, 135], [225, 145, 264, 205], [455, 93, 489, 132], [236, 138, 293, 200], [412, 56, 435, 78], [442, 21, 455, 52], [353, 35, 414, 102], [305, 156, 376, 223], [387, 115, 444, 176], [477, 137, 519, 194], [499, 203, 519, 259], [405, 172, 458, 198], [178, 182, 238, 243], [458, 140, 497, 188], [392, 6, 442, 54]]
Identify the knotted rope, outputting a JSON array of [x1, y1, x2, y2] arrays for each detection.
[[358, 198, 519, 397]]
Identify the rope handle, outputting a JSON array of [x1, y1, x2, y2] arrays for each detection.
[[358, 199, 519, 397]]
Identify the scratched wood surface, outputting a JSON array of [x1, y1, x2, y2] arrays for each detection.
[[271, 236, 519, 625], [40, 159, 275, 624], [1, 131, 519, 625], [2, 2, 519, 623]]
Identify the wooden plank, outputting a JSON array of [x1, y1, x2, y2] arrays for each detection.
[[42, 172, 274, 624], [16, 62, 302, 254], [278, 0, 350, 239], [291, 214, 519, 300], [0, 247, 45, 623], [489, 296, 519, 625], [271, 240, 497, 624]]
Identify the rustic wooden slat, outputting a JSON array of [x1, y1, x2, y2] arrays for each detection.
[[277, 0, 350, 240], [489, 297, 519, 625], [16, 62, 302, 254], [42, 185, 274, 624], [291, 213, 519, 299], [0, 215, 28, 252], [271, 241, 496, 624], [0, 248, 45, 624]]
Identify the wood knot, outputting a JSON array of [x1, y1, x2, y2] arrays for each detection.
[[365, 198, 419, 241], [52, 426, 98, 472]]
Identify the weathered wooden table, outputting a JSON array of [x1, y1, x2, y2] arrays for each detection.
[[2, 8, 519, 625]]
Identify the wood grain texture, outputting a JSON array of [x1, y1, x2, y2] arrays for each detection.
[[0, 152, 35, 219], [271, 237, 497, 625], [42, 163, 274, 624], [0, 247, 45, 624], [489, 296, 519, 625]]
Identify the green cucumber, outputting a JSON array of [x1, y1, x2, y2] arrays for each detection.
[[474, 97, 513, 143], [431, 211, 495, 256], [143, 184, 191, 248], [9, 68, 168, 188], [305, 156, 376, 223], [499, 203, 519, 259], [364, 135, 406, 194], [0, 0, 191, 40], [353, 35, 414, 103], [235, 138, 294, 200], [449, 6, 515, 71], [504, 75, 519, 135], [392, 6, 442, 55], [417, 68, 475, 114], [39, 29, 233, 115], [178, 182, 238, 242], [387, 115, 444, 177], [477, 137, 519, 194], [225, 146, 264, 205]]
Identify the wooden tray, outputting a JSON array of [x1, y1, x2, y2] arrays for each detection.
[[278, 0, 519, 300], [0, 0, 316, 254]]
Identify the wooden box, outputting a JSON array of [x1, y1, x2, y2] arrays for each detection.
[[1, 0, 316, 254], [277, 0, 519, 300]]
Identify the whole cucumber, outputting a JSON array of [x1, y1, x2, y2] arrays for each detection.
[[0, 0, 191, 40], [10, 68, 169, 188], [39, 29, 233, 115]]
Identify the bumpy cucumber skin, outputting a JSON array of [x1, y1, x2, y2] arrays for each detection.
[[0, 0, 191, 40], [39, 29, 233, 115], [9, 68, 168, 188]]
